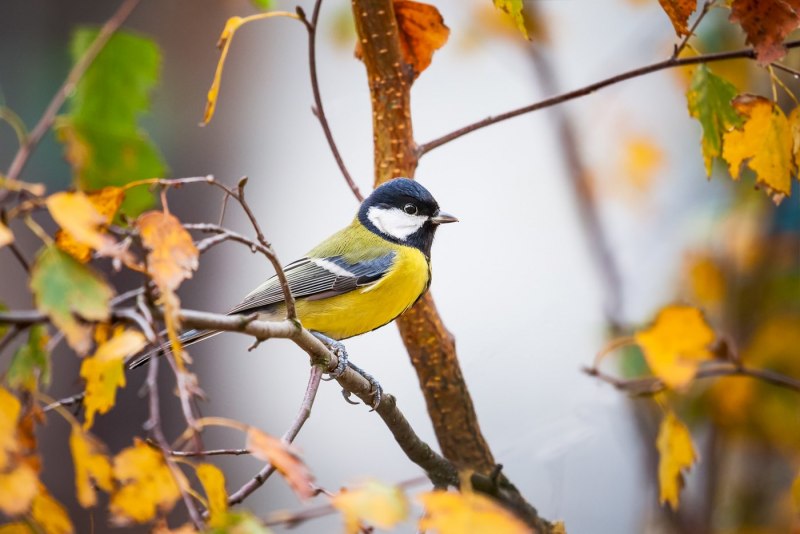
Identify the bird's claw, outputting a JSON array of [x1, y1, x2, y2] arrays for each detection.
[[347, 361, 383, 410], [311, 332, 382, 409]]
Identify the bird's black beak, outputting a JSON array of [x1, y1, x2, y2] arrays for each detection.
[[430, 210, 458, 224]]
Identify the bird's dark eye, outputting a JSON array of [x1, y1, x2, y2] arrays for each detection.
[[403, 203, 418, 215]]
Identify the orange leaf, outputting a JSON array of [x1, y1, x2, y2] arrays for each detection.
[[634, 305, 715, 389], [246, 428, 314, 500], [418, 488, 531, 534], [110, 439, 182, 525], [657, 0, 697, 36], [47, 192, 116, 260], [730, 0, 800, 64], [69, 425, 113, 508], [656, 410, 697, 510], [31, 487, 74, 534], [395, 1, 450, 79], [80, 328, 147, 429], [136, 211, 198, 293], [722, 95, 794, 202], [0, 222, 13, 249], [331, 480, 409, 534]]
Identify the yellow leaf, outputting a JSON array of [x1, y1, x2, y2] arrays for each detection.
[[722, 95, 793, 202], [196, 463, 227, 527], [54, 188, 125, 263], [0, 523, 32, 533], [31, 488, 74, 534], [656, 411, 697, 510], [394, 1, 449, 79], [634, 305, 715, 389], [246, 428, 314, 500], [418, 488, 531, 534], [152, 521, 199, 534], [0, 388, 21, 471], [47, 192, 116, 258], [0, 222, 13, 249], [80, 328, 146, 429], [685, 254, 726, 306], [110, 439, 182, 524], [622, 136, 663, 191], [69, 425, 113, 508], [492, 0, 529, 39], [331, 480, 409, 534], [0, 463, 38, 516], [791, 470, 800, 511]]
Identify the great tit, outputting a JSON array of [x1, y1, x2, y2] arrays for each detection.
[[130, 178, 457, 373]]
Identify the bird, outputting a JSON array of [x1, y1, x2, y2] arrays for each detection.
[[129, 178, 457, 404]]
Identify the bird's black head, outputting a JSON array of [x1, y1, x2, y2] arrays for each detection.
[[358, 178, 457, 257]]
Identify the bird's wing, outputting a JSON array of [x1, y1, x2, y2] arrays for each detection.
[[227, 252, 397, 314]]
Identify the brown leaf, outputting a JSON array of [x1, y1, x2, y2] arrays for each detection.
[[246, 428, 314, 500], [730, 0, 800, 64], [394, 1, 450, 79], [657, 0, 697, 36]]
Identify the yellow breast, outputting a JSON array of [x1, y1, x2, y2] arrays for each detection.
[[295, 244, 430, 340]]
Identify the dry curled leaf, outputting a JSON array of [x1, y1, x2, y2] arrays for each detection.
[[656, 410, 697, 510], [634, 305, 715, 389], [722, 95, 794, 202], [246, 427, 314, 500], [657, 0, 697, 36], [80, 328, 147, 429], [69, 425, 113, 508], [730, 0, 800, 64], [331, 480, 409, 534], [110, 439, 182, 524]]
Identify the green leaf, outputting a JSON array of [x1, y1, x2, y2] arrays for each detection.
[[0, 303, 8, 339], [687, 64, 743, 175], [250, 0, 274, 10], [57, 28, 167, 217], [30, 246, 113, 355], [8, 325, 50, 393], [492, 0, 528, 39]]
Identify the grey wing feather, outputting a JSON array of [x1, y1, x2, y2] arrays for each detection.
[[228, 253, 396, 314]]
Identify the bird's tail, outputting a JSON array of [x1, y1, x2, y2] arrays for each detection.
[[127, 329, 223, 369]]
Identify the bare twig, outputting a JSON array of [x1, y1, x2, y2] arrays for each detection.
[[297, 1, 363, 201], [672, 0, 714, 59], [0, 326, 24, 356], [418, 39, 800, 156], [227, 365, 323, 507], [585, 362, 800, 396], [4, 0, 142, 181], [169, 448, 250, 457], [771, 62, 800, 79]]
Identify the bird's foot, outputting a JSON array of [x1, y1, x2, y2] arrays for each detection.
[[343, 360, 383, 410], [311, 332, 348, 379]]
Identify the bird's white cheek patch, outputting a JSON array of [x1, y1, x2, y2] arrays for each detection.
[[367, 206, 427, 241]]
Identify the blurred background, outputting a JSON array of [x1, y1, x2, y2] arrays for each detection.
[[2, 0, 799, 532]]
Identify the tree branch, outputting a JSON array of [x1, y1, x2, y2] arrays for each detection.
[[297, 1, 363, 202], [418, 39, 800, 156]]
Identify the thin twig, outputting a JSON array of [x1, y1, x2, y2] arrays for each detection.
[[672, 0, 714, 59], [418, 39, 800, 156], [0, 326, 25, 356], [585, 362, 800, 396], [4, 0, 142, 181], [169, 448, 250, 457], [227, 365, 323, 507], [43, 391, 86, 413], [298, 2, 363, 202], [771, 62, 800, 79]]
